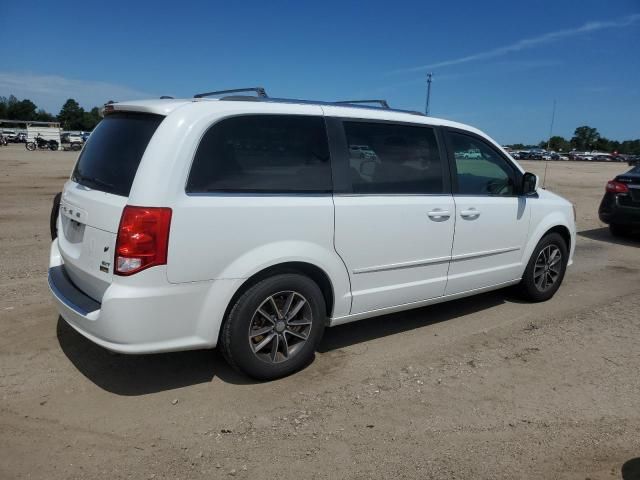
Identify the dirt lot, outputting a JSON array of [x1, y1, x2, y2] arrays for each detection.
[[1, 144, 639, 479]]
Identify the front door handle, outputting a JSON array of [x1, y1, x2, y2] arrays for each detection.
[[427, 209, 451, 221], [460, 208, 481, 219]]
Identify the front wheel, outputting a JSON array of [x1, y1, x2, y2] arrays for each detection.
[[220, 273, 326, 380], [26, 142, 36, 151], [516, 232, 568, 302]]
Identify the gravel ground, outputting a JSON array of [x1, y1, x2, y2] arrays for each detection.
[[1, 144, 639, 479]]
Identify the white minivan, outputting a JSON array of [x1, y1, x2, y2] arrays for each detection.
[[49, 88, 576, 379]]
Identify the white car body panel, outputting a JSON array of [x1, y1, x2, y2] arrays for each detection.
[[445, 196, 531, 295], [333, 195, 455, 313], [48, 97, 576, 354]]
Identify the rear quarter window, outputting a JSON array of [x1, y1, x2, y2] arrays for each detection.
[[72, 112, 164, 196], [186, 115, 332, 193]]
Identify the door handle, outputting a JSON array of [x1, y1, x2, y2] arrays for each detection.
[[460, 208, 481, 219], [427, 209, 451, 221]]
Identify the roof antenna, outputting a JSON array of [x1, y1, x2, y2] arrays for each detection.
[[425, 72, 433, 115], [542, 99, 556, 189]]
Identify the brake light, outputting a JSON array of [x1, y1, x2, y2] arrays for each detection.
[[606, 180, 629, 194], [115, 206, 172, 276]]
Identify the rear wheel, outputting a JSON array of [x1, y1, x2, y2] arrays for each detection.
[[609, 223, 631, 237], [220, 273, 326, 380], [516, 232, 568, 302]]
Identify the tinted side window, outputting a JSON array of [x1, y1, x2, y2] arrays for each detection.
[[448, 132, 516, 196], [187, 115, 331, 193], [343, 121, 444, 194]]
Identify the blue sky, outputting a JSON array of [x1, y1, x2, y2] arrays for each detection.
[[1, 0, 639, 144]]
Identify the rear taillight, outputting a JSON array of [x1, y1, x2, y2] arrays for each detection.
[[115, 206, 172, 276], [606, 180, 629, 194]]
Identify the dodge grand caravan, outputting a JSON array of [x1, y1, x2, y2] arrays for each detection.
[[48, 88, 576, 379]]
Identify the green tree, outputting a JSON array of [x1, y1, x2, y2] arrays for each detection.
[[80, 107, 101, 130], [594, 137, 611, 152], [548, 136, 570, 151], [0, 96, 7, 119], [620, 140, 640, 155], [507, 143, 525, 150], [7, 98, 37, 120], [571, 126, 600, 151], [34, 109, 56, 122], [58, 98, 85, 130]]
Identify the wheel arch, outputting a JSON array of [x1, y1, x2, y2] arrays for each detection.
[[220, 261, 336, 336], [544, 224, 572, 251], [522, 213, 575, 276]]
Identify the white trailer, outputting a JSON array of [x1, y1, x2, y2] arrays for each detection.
[[26, 124, 62, 144], [0, 119, 62, 148]]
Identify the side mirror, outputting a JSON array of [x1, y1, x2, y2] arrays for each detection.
[[522, 172, 538, 195]]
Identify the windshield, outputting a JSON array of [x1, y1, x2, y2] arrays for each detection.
[[72, 112, 164, 196]]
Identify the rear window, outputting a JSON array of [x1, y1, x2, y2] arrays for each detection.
[[72, 112, 164, 196], [186, 115, 331, 193]]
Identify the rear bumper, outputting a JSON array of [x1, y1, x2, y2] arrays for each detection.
[[48, 240, 241, 354], [598, 193, 640, 226]]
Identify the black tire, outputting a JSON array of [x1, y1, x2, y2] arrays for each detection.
[[50, 192, 62, 240], [26, 142, 36, 151], [71, 143, 82, 151], [516, 232, 568, 302], [609, 223, 631, 237], [220, 273, 326, 380], [50, 143, 59, 151]]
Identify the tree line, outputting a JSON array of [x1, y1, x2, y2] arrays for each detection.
[[0, 95, 102, 131], [3, 95, 639, 154], [508, 125, 640, 155]]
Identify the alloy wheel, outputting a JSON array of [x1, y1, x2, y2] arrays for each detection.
[[533, 244, 562, 292], [248, 291, 313, 364]]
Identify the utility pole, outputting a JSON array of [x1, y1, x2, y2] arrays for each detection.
[[425, 72, 433, 116], [546, 99, 556, 151], [542, 99, 556, 189]]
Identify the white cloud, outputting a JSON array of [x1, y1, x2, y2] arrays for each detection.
[[391, 13, 640, 74], [0, 72, 154, 113]]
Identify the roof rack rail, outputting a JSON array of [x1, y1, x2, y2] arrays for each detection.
[[334, 99, 390, 108], [194, 87, 268, 99]]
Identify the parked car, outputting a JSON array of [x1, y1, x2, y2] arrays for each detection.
[[527, 149, 545, 160], [593, 154, 616, 162], [598, 165, 640, 236], [61, 133, 84, 151], [2, 129, 18, 142], [48, 91, 576, 380]]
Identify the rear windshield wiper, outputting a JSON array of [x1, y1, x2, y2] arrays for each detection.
[[74, 173, 117, 191]]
